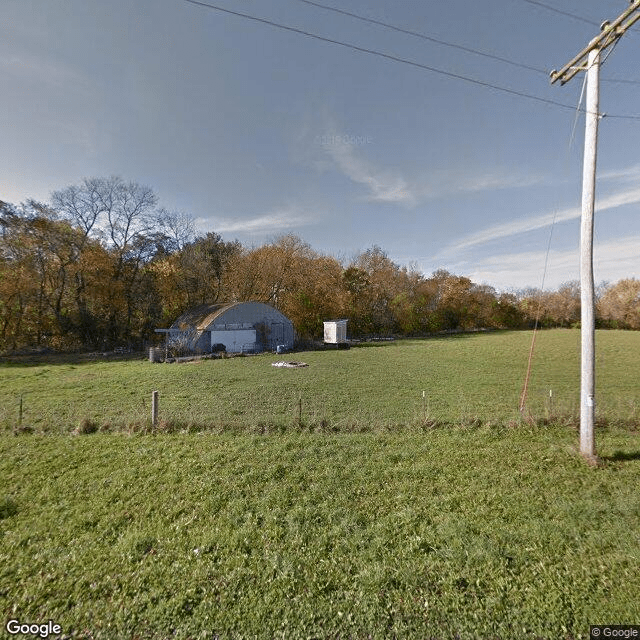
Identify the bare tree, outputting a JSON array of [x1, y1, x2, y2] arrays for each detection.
[[50, 176, 163, 344], [51, 181, 102, 239], [159, 208, 196, 252], [52, 176, 159, 254]]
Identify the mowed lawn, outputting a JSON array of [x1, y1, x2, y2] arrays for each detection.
[[1, 428, 640, 639], [1, 330, 639, 638]]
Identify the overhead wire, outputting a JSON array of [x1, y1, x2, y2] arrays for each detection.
[[514, 0, 601, 27], [293, 0, 548, 76], [182, 0, 640, 120], [569, 74, 589, 149], [182, 0, 636, 412], [295, 0, 640, 86], [600, 36, 622, 67], [514, 0, 640, 35], [602, 77, 640, 85]]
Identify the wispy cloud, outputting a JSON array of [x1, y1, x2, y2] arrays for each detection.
[[464, 235, 640, 291], [599, 164, 640, 183], [197, 207, 316, 235], [442, 186, 640, 254], [321, 140, 545, 206], [300, 110, 547, 206], [323, 141, 415, 204], [0, 54, 90, 89], [457, 172, 545, 193]]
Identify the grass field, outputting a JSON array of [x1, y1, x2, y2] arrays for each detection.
[[1, 330, 640, 638], [1, 329, 640, 433]]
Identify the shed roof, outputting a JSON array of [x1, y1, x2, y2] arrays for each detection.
[[171, 302, 242, 331]]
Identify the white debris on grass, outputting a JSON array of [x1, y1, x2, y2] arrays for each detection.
[[271, 361, 308, 368]]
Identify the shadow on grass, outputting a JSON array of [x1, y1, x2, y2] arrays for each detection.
[[3, 329, 500, 363], [421, 329, 501, 342], [600, 450, 640, 463], [352, 330, 496, 348], [0, 351, 145, 367]]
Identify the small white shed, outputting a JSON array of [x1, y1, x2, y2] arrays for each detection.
[[323, 319, 348, 344]]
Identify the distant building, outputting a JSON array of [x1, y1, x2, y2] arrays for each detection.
[[167, 301, 294, 354], [323, 319, 348, 344]]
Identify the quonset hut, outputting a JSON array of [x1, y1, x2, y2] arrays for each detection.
[[167, 301, 294, 354]]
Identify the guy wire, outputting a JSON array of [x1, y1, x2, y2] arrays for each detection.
[[519, 73, 588, 416]]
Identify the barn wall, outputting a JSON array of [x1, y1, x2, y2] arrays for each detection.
[[189, 332, 205, 353], [168, 328, 210, 354], [206, 302, 294, 352], [168, 302, 294, 354], [210, 329, 257, 353]]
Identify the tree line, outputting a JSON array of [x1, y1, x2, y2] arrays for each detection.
[[1, 177, 638, 352]]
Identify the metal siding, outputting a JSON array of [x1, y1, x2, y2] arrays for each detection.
[[206, 302, 294, 351], [195, 331, 210, 353], [210, 329, 257, 353], [167, 301, 294, 353]]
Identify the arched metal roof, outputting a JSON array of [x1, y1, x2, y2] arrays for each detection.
[[170, 302, 243, 332]]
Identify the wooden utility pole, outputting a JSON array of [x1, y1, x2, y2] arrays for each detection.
[[551, 0, 640, 462], [578, 46, 598, 461]]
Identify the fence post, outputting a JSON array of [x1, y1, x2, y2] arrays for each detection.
[[151, 391, 159, 429]]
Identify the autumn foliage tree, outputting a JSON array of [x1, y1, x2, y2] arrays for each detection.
[[598, 279, 640, 329], [0, 200, 115, 348], [2, 178, 639, 353], [224, 235, 345, 340]]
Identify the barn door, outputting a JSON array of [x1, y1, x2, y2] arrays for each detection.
[[271, 322, 284, 348]]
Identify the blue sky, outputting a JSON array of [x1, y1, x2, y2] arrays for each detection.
[[2, 0, 639, 291]]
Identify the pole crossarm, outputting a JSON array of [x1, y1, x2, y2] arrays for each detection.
[[550, 0, 640, 85]]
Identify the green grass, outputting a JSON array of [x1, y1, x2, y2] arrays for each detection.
[[1, 330, 640, 433], [1, 330, 639, 637], [1, 427, 639, 638]]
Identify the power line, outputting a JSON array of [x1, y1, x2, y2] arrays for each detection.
[[295, 0, 640, 86], [182, 0, 640, 120], [514, 0, 601, 27], [602, 77, 640, 85], [515, 0, 640, 34], [293, 0, 548, 76]]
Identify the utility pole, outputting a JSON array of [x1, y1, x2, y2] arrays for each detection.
[[550, 0, 640, 462]]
